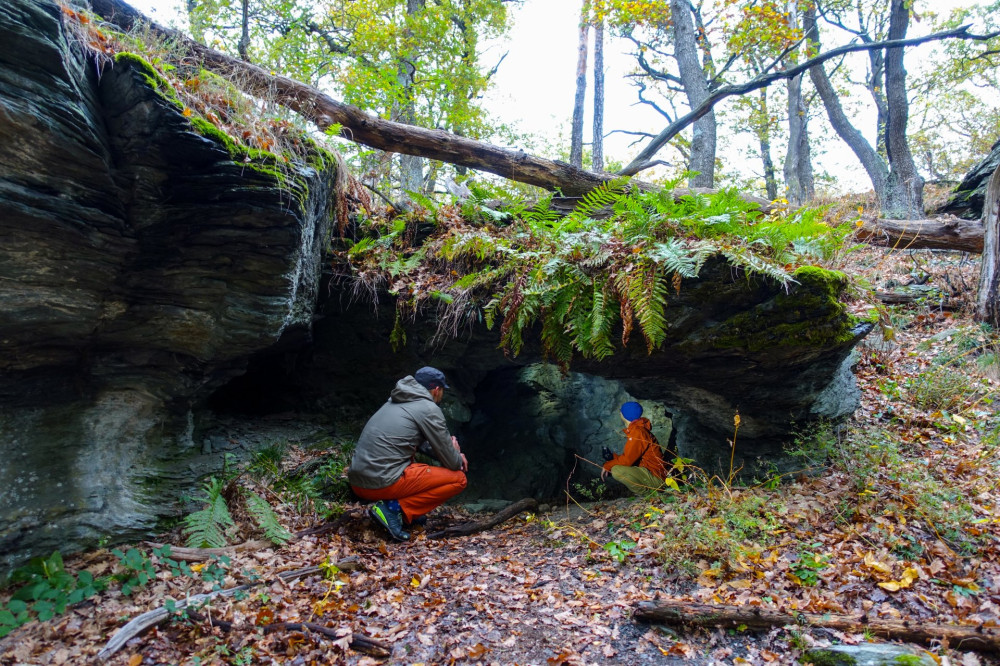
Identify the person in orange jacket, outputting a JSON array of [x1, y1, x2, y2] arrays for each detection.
[[600, 401, 667, 496]]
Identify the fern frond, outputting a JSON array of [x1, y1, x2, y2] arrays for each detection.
[[720, 248, 795, 287], [586, 280, 617, 360], [245, 492, 292, 546], [183, 477, 236, 549], [616, 263, 670, 352], [562, 178, 629, 229]]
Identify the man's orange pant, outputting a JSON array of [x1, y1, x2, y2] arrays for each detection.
[[352, 463, 467, 524]]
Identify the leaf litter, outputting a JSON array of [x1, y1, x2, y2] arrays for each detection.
[[1, 248, 1000, 665]]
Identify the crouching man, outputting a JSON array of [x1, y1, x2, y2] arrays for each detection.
[[348, 367, 468, 541]]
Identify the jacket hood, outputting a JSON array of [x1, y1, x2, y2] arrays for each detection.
[[625, 417, 652, 432], [389, 375, 434, 403]]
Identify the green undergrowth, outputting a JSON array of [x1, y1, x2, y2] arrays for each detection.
[[183, 441, 353, 549], [341, 179, 856, 364]]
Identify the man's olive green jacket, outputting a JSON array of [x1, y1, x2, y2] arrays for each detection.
[[347, 375, 462, 489]]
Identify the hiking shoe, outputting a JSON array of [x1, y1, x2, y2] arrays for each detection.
[[369, 500, 410, 541], [408, 514, 428, 527]]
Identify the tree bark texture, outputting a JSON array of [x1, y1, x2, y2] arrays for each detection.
[[882, 0, 925, 220], [805, 6, 889, 200], [592, 17, 605, 173], [396, 0, 426, 196], [976, 166, 1000, 326], [634, 599, 1000, 655], [670, 0, 717, 188], [756, 88, 778, 201], [858, 217, 984, 253], [570, 4, 589, 169], [783, 73, 812, 205]]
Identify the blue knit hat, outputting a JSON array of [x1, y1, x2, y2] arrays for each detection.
[[620, 401, 643, 421]]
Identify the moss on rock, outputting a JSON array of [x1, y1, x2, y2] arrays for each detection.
[[113, 52, 182, 108], [692, 265, 858, 354]]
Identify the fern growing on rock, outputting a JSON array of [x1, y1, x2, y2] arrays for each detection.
[[339, 178, 853, 364]]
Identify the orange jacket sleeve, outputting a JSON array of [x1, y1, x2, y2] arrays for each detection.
[[603, 427, 647, 471]]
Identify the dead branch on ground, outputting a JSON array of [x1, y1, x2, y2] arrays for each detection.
[[427, 498, 538, 539], [634, 599, 1000, 655]]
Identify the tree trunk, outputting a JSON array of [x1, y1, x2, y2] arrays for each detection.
[[977, 166, 1000, 326], [237, 0, 249, 61], [784, 66, 810, 205], [396, 0, 425, 197], [85, 0, 774, 205], [858, 217, 984, 253], [805, 6, 889, 200], [592, 15, 605, 173], [882, 0, 925, 220], [670, 0, 716, 188], [755, 88, 778, 201], [570, 2, 590, 169], [634, 599, 1000, 655]]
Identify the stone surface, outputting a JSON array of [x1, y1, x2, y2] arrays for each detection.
[[0, 0, 337, 571], [938, 138, 1000, 219]]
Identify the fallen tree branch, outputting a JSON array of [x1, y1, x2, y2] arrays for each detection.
[[875, 289, 960, 309], [634, 599, 1000, 655], [427, 498, 538, 539], [97, 564, 324, 660], [143, 540, 273, 562], [184, 610, 390, 657], [87, 0, 770, 209], [858, 217, 984, 254], [263, 621, 391, 657]]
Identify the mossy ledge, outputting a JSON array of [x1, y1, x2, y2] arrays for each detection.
[[113, 52, 182, 108], [113, 52, 332, 199], [701, 264, 860, 353]]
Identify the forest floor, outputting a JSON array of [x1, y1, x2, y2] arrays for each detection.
[[2, 246, 1000, 666]]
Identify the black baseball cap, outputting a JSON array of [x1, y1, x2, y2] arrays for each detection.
[[414, 366, 450, 390]]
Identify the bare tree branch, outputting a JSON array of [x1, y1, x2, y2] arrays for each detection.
[[619, 24, 999, 177]]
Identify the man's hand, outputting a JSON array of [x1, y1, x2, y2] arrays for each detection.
[[460, 453, 468, 473], [600, 467, 609, 481]]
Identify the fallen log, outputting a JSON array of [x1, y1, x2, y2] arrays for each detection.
[[427, 498, 538, 539], [858, 217, 984, 254], [87, 0, 770, 209], [634, 599, 1000, 655], [874, 288, 961, 310]]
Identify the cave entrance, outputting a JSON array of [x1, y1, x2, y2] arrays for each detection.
[[455, 364, 675, 503]]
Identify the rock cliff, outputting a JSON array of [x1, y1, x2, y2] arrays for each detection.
[[0, 0, 337, 571]]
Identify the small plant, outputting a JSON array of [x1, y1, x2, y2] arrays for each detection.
[[196, 555, 231, 591], [182, 475, 291, 549], [906, 366, 975, 412], [603, 539, 637, 563], [572, 479, 609, 501], [112, 547, 156, 596], [790, 548, 829, 586], [0, 552, 109, 637]]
